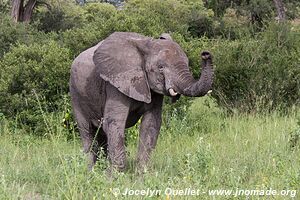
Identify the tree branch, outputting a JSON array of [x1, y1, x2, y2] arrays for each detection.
[[36, 1, 52, 11], [11, 0, 23, 22], [23, 0, 37, 22]]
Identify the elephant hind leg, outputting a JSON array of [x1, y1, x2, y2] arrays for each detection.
[[73, 107, 99, 170]]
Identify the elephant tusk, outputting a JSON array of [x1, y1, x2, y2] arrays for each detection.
[[169, 88, 178, 96], [207, 90, 212, 94]]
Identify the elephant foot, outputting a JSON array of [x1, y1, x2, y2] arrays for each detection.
[[136, 157, 152, 174], [107, 154, 127, 174], [105, 167, 115, 181], [136, 165, 148, 175], [85, 152, 98, 171], [105, 164, 127, 180]]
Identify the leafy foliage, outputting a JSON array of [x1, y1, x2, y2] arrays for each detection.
[[0, 16, 39, 58], [0, 1, 300, 197], [0, 0, 299, 132], [0, 0, 10, 14], [212, 23, 300, 112], [0, 41, 72, 132]]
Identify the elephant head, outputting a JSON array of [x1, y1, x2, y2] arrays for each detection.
[[93, 32, 213, 103]]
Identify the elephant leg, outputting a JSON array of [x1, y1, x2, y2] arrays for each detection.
[[73, 108, 99, 170], [137, 94, 163, 170], [83, 128, 99, 170], [102, 85, 130, 171]]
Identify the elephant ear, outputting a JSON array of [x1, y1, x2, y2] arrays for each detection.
[[93, 32, 152, 103]]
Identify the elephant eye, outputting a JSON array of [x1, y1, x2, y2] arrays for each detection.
[[158, 65, 164, 73], [157, 63, 164, 72]]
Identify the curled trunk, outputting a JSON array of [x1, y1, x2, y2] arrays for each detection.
[[176, 51, 214, 97]]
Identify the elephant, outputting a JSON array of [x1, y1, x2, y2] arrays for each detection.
[[69, 32, 214, 171]]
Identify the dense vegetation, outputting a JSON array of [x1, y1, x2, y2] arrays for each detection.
[[1, 0, 300, 130], [0, 0, 299, 199]]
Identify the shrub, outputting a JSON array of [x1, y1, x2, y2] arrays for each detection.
[[33, 1, 87, 33], [35, 9, 78, 33], [102, 0, 213, 37], [83, 3, 117, 22], [0, 0, 9, 14], [122, 0, 190, 36], [285, 2, 300, 19], [219, 8, 250, 39], [0, 15, 59, 58], [62, 24, 105, 57], [212, 23, 300, 112], [0, 41, 72, 132], [61, 3, 118, 56]]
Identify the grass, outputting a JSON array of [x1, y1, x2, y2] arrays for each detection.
[[0, 97, 299, 199]]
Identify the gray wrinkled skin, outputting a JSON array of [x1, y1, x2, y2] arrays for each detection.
[[70, 32, 214, 171]]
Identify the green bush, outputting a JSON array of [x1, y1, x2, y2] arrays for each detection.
[[212, 23, 300, 112], [0, 41, 72, 132], [218, 8, 250, 39], [83, 2, 117, 22], [35, 9, 78, 33], [122, 0, 191, 36], [0, 0, 9, 14], [88, 0, 214, 38], [61, 3, 118, 56], [285, 2, 300, 19], [0, 15, 58, 58], [33, 1, 87, 33], [62, 24, 106, 57], [204, 0, 274, 23]]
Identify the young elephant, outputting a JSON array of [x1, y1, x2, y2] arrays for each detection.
[[70, 32, 213, 171]]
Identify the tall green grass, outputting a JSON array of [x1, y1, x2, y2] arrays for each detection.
[[0, 97, 299, 199]]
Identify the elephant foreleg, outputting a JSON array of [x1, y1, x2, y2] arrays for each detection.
[[102, 85, 130, 171], [137, 95, 163, 170], [82, 129, 99, 170]]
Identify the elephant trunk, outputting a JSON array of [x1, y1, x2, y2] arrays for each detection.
[[176, 51, 214, 97]]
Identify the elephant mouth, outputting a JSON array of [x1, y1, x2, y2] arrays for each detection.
[[168, 88, 178, 96]]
